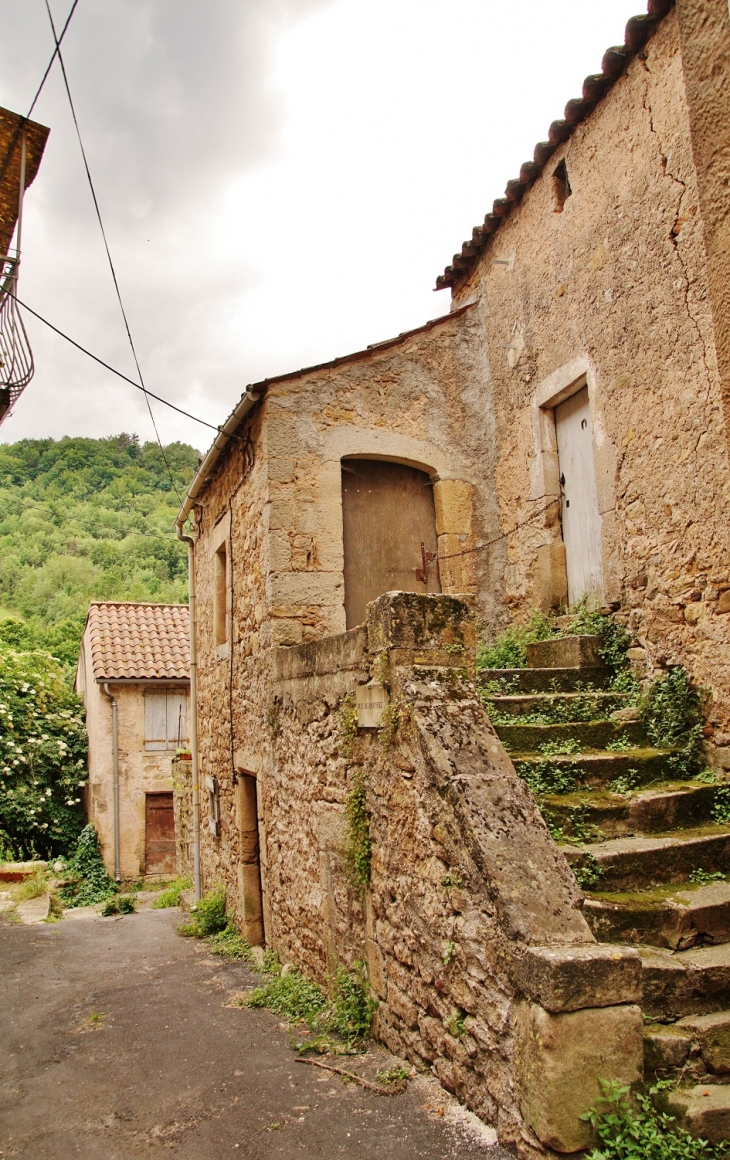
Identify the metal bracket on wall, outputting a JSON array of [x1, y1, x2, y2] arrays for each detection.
[[416, 541, 437, 584]]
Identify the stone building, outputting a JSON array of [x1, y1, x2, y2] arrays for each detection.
[[175, 0, 730, 1153], [76, 602, 190, 881]]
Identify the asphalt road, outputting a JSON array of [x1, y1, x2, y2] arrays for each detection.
[[0, 907, 512, 1159]]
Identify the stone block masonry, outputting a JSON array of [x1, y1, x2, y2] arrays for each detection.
[[264, 593, 642, 1156]]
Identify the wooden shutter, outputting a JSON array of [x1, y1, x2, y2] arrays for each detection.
[[144, 691, 168, 752], [166, 691, 188, 750]]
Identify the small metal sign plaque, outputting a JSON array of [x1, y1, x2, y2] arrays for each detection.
[[356, 680, 389, 729]]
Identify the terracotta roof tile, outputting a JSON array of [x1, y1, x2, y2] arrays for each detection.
[[435, 0, 674, 290], [84, 602, 189, 681]]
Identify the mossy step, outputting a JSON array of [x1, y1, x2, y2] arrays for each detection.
[[645, 1011, 730, 1079], [495, 719, 647, 753], [540, 782, 720, 839], [563, 827, 730, 892], [641, 942, 730, 1019], [482, 691, 630, 721], [513, 748, 672, 789], [667, 1082, 730, 1142], [583, 880, 730, 950], [477, 666, 613, 693]]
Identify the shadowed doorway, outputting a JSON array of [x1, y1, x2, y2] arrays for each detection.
[[341, 458, 440, 630]]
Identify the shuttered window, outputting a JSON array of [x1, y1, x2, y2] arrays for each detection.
[[144, 689, 188, 752]]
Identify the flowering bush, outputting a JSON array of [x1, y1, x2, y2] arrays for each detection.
[[0, 643, 88, 860]]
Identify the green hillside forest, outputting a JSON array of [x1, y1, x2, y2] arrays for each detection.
[[0, 434, 200, 668]]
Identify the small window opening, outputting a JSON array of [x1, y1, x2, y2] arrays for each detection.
[[214, 542, 228, 645], [552, 160, 572, 213]]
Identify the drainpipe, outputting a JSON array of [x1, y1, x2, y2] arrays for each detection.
[[176, 524, 201, 902], [102, 683, 121, 883]]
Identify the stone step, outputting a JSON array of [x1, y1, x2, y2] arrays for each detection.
[[495, 719, 648, 753], [565, 829, 730, 892], [483, 691, 630, 721], [667, 1082, 730, 1142], [540, 782, 719, 839], [526, 634, 604, 670], [583, 880, 730, 950], [644, 1010, 730, 1075], [641, 943, 730, 1019], [515, 748, 671, 790], [477, 667, 613, 693]]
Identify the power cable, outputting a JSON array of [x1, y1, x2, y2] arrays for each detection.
[[0, 0, 80, 192], [44, 0, 182, 503], [10, 290, 241, 440]]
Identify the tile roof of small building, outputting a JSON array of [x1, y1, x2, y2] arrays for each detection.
[[435, 0, 674, 291], [85, 602, 190, 681]]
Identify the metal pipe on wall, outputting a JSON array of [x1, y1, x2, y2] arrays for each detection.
[[102, 682, 121, 882], [175, 529, 201, 902]]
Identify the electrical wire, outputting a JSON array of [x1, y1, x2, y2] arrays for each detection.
[[0, 0, 80, 192], [44, 0, 182, 503], [10, 289, 242, 440]]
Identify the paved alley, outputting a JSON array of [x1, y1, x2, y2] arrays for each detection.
[[0, 908, 511, 1159]]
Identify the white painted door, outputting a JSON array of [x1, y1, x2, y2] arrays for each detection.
[[555, 386, 604, 606]]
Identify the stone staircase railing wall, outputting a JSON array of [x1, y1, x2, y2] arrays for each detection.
[[268, 592, 643, 1156]]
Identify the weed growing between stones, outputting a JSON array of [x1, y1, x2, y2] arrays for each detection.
[[689, 868, 726, 886], [178, 884, 253, 960], [476, 611, 555, 670], [14, 866, 48, 900], [711, 786, 730, 825], [151, 875, 192, 908], [446, 1009, 467, 1038], [582, 1079, 730, 1159], [609, 769, 641, 796], [59, 824, 116, 908], [539, 738, 582, 756], [375, 1065, 410, 1089], [208, 926, 252, 961], [695, 768, 718, 785], [541, 804, 605, 845], [569, 607, 632, 678], [443, 939, 457, 965], [178, 884, 227, 937], [483, 694, 624, 727], [572, 854, 605, 890], [345, 768, 371, 890], [514, 757, 583, 796], [101, 894, 135, 916], [378, 696, 409, 747], [641, 667, 707, 779], [337, 694, 359, 760], [606, 737, 632, 752], [240, 959, 376, 1052]]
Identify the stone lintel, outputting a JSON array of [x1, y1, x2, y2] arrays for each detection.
[[515, 943, 642, 1012]]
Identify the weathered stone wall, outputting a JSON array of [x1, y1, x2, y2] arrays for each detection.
[[192, 308, 502, 922], [264, 593, 642, 1156], [449, 10, 730, 736], [171, 756, 194, 877]]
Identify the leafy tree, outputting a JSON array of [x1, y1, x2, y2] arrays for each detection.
[[0, 643, 88, 859], [0, 434, 200, 668]]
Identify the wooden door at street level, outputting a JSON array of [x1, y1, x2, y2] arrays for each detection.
[[341, 459, 441, 630], [145, 792, 176, 876], [555, 386, 604, 606]]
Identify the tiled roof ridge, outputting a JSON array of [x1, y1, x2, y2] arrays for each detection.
[[84, 601, 189, 682], [435, 0, 675, 291]]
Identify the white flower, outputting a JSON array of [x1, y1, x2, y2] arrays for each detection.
[[65, 799, 74, 805], [45, 788, 52, 796]]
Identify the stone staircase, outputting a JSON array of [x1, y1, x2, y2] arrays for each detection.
[[479, 633, 730, 1143]]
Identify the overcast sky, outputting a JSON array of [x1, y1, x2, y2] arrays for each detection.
[[0, 0, 645, 455]]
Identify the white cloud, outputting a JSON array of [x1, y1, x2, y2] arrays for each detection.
[[0, 0, 645, 454]]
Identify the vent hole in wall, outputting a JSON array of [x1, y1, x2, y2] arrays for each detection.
[[552, 159, 572, 213]]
